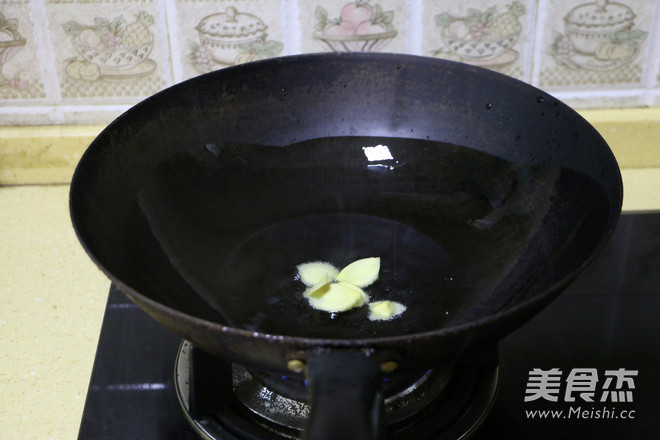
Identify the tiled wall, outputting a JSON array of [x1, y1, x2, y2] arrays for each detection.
[[1, 0, 659, 126]]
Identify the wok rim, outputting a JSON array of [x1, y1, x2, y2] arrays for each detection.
[[69, 52, 624, 350]]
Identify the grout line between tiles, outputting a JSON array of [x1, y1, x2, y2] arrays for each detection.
[[521, 0, 539, 85], [153, 0, 174, 87], [284, 0, 301, 56], [641, 0, 660, 106], [530, 0, 549, 87], [405, 0, 422, 56], [555, 88, 648, 97], [646, 88, 660, 106], [0, 104, 131, 116], [29, 0, 62, 110], [163, 0, 183, 84], [552, 88, 648, 103]]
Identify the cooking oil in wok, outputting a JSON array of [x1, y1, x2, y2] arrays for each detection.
[[124, 136, 610, 339]]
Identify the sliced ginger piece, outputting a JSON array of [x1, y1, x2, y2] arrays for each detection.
[[304, 274, 332, 298], [297, 261, 339, 287], [308, 282, 367, 313], [368, 300, 407, 321], [336, 257, 380, 287], [336, 281, 369, 307]]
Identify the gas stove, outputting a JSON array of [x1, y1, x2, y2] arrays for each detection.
[[77, 212, 660, 439]]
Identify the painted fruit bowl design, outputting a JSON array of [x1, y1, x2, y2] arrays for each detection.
[[63, 11, 154, 76], [313, 0, 397, 53], [436, 2, 525, 61], [0, 13, 26, 86]]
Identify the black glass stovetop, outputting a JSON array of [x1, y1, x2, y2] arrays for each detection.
[[78, 213, 660, 439]]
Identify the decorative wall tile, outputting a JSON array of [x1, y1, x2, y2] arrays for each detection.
[[170, 0, 286, 83], [0, 1, 48, 102], [421, 0, 535, 82], [299, 0, 406, 54], [44, 0, 170, 102], [536, 0, 654, 90], [2, 0, 660, 126]]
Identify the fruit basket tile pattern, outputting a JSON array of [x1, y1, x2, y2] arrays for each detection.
[[423, 0, 531, 81], [538, 0, 652, 88], [48, 1, 169, 100], [313, 0, 397, 52], [301, 0, 406, 54], [0, 6, 47, 101], [63, 11, 155, 76]]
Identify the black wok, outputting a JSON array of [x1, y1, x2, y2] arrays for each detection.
[[70, 53, 622, 439]]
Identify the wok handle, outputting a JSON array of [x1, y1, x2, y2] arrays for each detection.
[[303, 351, 385, 440]]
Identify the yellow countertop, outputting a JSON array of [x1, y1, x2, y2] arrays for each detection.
[[1, 185, 107, 440]]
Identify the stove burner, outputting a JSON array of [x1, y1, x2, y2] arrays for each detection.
[[174, 341, 499, 439]]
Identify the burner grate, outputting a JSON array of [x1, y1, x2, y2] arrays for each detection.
[[175, 341, 499, 440]]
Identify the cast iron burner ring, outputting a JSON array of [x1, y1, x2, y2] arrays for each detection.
[[174, 341, 500, 439]]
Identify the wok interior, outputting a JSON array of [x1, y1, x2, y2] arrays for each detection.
[[71, 54, 620, 342], [120, 135, 610, 339]]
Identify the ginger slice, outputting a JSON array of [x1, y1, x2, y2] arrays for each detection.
[[308, 282, 368, 313], [336, 281, 370, 307], [368, 300, 407, 321], [297, 261, 339, 287], [336, 257, 380, 287], [304, 274, 332, 298]]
